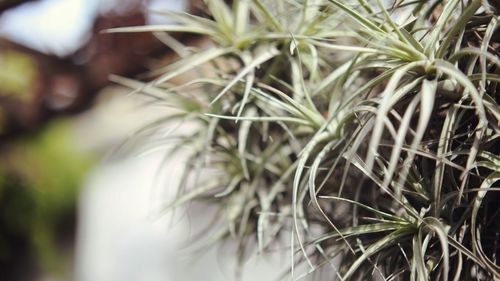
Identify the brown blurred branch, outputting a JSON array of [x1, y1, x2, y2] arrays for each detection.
[[0, 0, 36, 13], [0, 0, 208, 138], [0, 5, 201, 137]]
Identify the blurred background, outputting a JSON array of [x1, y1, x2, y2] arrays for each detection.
[[0, 0, 284, 280]]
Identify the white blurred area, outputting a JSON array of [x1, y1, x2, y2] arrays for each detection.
[[74, 90, 285, 281], [0, 1, 285, 280], [0, 0, 188, 56]]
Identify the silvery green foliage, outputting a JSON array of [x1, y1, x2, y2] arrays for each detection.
[[111, 1, 500, 280]]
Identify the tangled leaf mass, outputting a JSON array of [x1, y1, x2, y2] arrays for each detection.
[[111, 0, 500, 280]]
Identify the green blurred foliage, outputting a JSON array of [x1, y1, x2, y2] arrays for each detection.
[[0, 50, 37, 101], [0, 119, 94, 277]]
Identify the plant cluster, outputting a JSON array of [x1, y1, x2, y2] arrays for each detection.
[[111, 0, 499, 280]]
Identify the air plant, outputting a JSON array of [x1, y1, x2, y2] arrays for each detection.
[[109, 0, 499, 280]]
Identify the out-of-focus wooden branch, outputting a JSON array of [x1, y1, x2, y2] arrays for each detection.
[[0, 0, 36, 13], [0, 9, 185, 137], [0, 0, 206, 138]]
